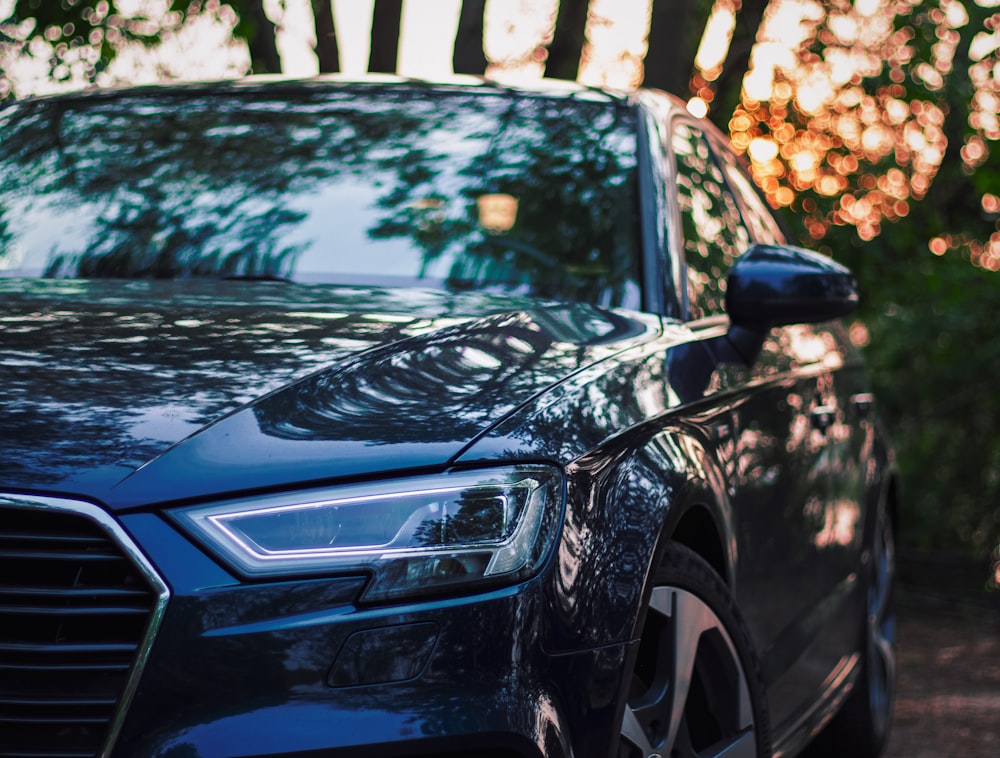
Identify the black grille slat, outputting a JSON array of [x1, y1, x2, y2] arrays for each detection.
[[0, 504, 160, 758], [0, 641, 139, 655], [0, 585, 149, 600], [0, 530, 110, 546], [0, 549, 124, 561], [0, 670, 125, 699], [0, 660, 132, 671], [0, 697, 116, 705], [0, 696, 117, 721], [1, 719, 105, 757], [0, 604, 150, 616], [0, 718, 110, 726]]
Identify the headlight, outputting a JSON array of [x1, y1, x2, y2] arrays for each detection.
[[171, 465, 563, 602]]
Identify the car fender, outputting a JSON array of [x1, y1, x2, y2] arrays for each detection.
[[540, 420, 736, 654]]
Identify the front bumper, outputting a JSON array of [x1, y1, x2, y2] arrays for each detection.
[[0, 497, 631, 758]]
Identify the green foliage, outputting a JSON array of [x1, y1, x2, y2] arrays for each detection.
[[777, 0, 1000, 559], [863, 249, 999, 558], [0, 0, 197, 98], [0, 1, 283, 98]]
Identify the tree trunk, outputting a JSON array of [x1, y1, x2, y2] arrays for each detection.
[[245, 1, 282, 75], [368, 0, 403, 74], [643, 0, 715, 96], [544, 0, 589, 81], [709, 0, 770, 129], [452, 0, 488, 75], [311, 0, 340, 73]]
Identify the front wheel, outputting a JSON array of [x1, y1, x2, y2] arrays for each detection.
[[619, 543, 770, 758]]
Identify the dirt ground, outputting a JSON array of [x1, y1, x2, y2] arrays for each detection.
[[882, 553, 1000, 758]]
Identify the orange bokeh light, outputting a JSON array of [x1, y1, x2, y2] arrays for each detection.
[[702, 0, 1000, 256]]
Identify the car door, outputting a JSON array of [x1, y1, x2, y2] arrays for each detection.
[[664, 116, 859, 733], [711, 135, 868, 651]]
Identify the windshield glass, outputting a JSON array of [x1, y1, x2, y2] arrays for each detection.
[[0, 84, 642, 308]]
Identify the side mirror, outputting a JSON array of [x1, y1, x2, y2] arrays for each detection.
[[726, 244, 858, 329]]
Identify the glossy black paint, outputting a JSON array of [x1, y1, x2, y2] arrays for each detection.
[[0, 279, 655, 507], [0, 78, 897, 758], [726, 243, 860, 328], [114, 510, 627, 758]]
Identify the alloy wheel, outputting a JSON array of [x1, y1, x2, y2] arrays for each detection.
[[620, 584, 759, 758]]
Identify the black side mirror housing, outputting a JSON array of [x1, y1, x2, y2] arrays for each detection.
[[725, 244, 859, 329]]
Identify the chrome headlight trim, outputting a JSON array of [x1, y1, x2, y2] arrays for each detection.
[[0, 493, 171, 758]]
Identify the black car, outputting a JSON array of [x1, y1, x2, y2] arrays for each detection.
[[0, 77, 897, 758]]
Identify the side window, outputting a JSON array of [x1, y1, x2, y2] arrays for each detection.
[[714, 145, 786, 245], [671, 121, 750, 320]]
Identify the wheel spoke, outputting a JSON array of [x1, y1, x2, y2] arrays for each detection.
[[621, 704, 656, 756], [870, 510, 896, 690], [706, 730, 757, 758], [621, 553, 764, 758], [861, 507, 898, 739], [652, 587, 726, 756], [669, 590, 714, 746], [870, 570, 890, 623]]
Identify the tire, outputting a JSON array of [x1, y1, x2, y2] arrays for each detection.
[[811, 505, 897, 758], [619, 542, 771, 758]]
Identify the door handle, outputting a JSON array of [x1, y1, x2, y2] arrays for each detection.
[[810, 405, 835, 431]]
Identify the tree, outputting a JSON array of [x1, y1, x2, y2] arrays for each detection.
[[544, 0, 589, 81], [853, 1, 999, 559], [0, 0, 193, 97], [722, 0, 999, 558], [0, 0, 346, 95], [230, 1, 342, 75], [311, 0, 340, 73], [228, 1, 342, 75], [642, 0, 714, 96], [228, 0, 280, 74], [368, 0, 403, 73], [452, 0, 487, 75], [705, 0, 769, 130]]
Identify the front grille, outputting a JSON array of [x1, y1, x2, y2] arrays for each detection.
[[0, 498, 168, 758]]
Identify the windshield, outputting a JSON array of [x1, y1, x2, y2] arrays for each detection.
[[0, 84, 642, 308]]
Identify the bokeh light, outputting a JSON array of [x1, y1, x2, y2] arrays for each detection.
[[2, 0, 997, 269], [696, 0, 999, 267]]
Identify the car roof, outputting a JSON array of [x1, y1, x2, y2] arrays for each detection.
[[2, 73, 666, 112]]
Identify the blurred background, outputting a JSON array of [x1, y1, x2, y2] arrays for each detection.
[[4, 0, 996, 586], [1, 1, 998, 751]]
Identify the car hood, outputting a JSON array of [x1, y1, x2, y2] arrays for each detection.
[[0, 279, 658, 509]]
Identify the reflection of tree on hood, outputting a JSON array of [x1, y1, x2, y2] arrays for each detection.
[[253, 313, 558, 445], [250, 300, 650, 448]]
